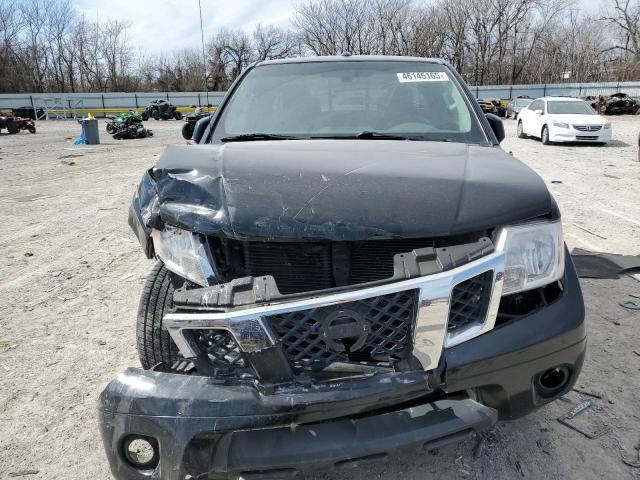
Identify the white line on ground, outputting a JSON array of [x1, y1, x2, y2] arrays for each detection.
[[598, 208, 640, 228], [565, 232, 604, 252]]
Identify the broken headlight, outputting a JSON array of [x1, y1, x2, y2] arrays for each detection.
[[151, 225, 216, 286], [497, 221, 564, 295]]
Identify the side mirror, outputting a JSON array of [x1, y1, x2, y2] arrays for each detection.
[[534, 109, 543, 115], [192, 116, 211, 143], [485, 113, 505, 143]]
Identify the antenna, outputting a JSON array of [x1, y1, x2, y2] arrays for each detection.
[[198, 0, 209, 104]]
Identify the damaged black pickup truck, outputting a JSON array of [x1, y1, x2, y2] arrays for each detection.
[[99, 56, 586, 480]]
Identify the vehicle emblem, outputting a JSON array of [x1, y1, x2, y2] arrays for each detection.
[[321, 309, 370, 352]]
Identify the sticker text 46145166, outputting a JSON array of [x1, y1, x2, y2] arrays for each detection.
[[397, 72, 449, 83]]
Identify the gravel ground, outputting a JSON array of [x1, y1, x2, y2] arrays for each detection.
[[0, 117, 639, 480]]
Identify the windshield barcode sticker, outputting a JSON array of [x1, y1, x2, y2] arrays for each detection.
[[397, 72, 449, 82]]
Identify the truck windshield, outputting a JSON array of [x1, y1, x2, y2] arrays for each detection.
[[210, 61, 486, 144], [547, 100, 594, 115]]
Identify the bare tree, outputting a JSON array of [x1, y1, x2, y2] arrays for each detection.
[[1, 0, 640, 94], [601, 0, 640, 79], [99, 19, 135, 90], [253, 23, 297, 60]]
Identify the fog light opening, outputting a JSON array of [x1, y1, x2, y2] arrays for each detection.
[[122, 435, 159, 470], [537, 366, 570, 396]]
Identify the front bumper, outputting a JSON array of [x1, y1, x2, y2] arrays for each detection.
[[99, 257, 585, 480], [549, 126, 612, 143], [100, 371, 497, 479]]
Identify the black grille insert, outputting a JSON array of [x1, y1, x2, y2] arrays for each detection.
[[237, 239, 436, 294], [349, 238, 435, 284], [194, 329, 245, 370], [448, 271, 493, 331], [241, 242, 333, 294], [266, 290, 418, 371]]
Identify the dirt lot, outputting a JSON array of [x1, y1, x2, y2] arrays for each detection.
[[0, 117, 639, 480]]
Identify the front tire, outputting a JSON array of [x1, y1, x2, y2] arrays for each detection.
[[6, 118, 19, 134], [541, 125, 551, 145], [517, 120, 526, 138], [137, 262, 180, 370], [182, 122, 194, 140]]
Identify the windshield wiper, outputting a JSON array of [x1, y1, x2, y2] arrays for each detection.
[[221, 133, 299, 142], [310, 131, 423, 141], [356, 131, 420, 140]]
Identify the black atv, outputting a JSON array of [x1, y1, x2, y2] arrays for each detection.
[[142, 99, 182, 121], [181, 113, 209, 140], [181, 105, 215, 140], [0, 116, 35, 134]]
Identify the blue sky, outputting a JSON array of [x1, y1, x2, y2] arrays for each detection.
[[73, 0, 296, 54], [73, 0, 607, 55]]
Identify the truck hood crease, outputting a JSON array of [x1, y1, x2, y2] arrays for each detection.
[[131, 141, 552, 242]]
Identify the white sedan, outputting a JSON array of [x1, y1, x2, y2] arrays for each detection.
[[517, 97, 612, 145]]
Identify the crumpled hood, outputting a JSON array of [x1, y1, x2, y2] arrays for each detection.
[[131, 140, 552, 242]]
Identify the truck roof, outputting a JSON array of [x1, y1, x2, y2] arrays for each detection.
[[256, 55, 446, 67], [542, 96, 584, 102]]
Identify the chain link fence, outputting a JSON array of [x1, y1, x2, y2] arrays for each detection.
[[2, 81, 640, 118]]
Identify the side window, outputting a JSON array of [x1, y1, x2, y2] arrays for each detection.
[[529, 100, 543, 112]]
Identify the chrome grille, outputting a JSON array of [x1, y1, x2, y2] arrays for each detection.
[[266, 290, 418, 371], [164, 250, 506, 373], [573, 125, 602, 132]]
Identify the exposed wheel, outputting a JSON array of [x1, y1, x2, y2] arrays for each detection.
[[152, 109, 160, 120], [182, 122, 194, 140], [6, 118, 19, 134], [173, 111, 183, 120], [137, 262, 180, 371], [141, 111, 149, 121], [106, 123, 115, 134], [517, 120, 526, 138], [27, 125, 36, 134], [541, 125, 551, 145]]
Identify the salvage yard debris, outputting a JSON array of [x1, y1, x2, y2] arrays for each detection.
[[571, 223, 608, 240], [557, 400, 611, 440], [8, 471, 40, 477], [106, 111, 153, 140], [622, 442, 640, 468], [571, 248, 640, 279]]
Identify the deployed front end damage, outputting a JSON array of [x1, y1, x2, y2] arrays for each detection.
[[100, 141, 586, 480]]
